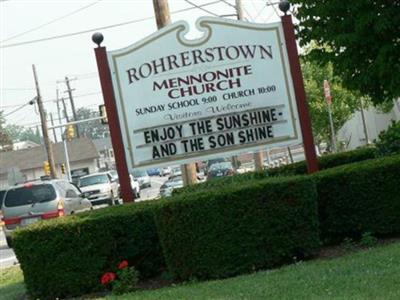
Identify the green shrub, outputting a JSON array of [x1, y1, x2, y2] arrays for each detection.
[[360, 232, 378, 248], [375, 120, 400, 156], [268, 147, 377, 176], [174, 170, 268, 196], [175, 148, 377, 196], [314, 154, 400, 243], [12, 201, 165, 300], [154, 176, 320, 280]]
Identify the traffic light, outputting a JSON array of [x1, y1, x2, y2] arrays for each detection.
[[61, 163, 66, 174], [99, 104, 108, 124], [44, 161, 51, 176], [67, 124, 75, 140]]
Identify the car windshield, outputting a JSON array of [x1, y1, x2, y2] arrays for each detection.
[[78, 174, 109, 187], [132, 170, 147, 177], [210, 162, 232, 171], [4, 184, 56, 207]]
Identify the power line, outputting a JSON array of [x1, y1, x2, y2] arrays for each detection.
[[252, 1, 267, 21], [1, 0, 103, 43], [184, 0, 220, 17], [0, 0, 222, 49], [3, 102, 31, 117], [0, 91, 102, 109], [220, 0, 253, 21]]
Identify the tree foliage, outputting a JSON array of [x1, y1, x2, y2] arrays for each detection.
[[0, 111, 13, 150], [293, 0, 400, 105], [302, 59, 360, 148], [76, 107, 109, 139], [4, 123, 41, 144], [375, 120, 400, 156]]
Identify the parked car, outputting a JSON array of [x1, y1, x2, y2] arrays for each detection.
[[0, 189, 5, 209], [109, 170, 140, 200], [132, 169, 151, 188], [130, 174, 140, 198], [1, 180, 92, 248], [146, 168, 161, 176], [206, 161, 236, 180], [160, 166, 171, 177], [160, 176, 184, 197], [78, 172, 119, 206], [169, 166, 182, 178]]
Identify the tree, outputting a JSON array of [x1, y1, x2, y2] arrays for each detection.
[[76, 107, 109, 139], [0, 111, 13, 150], [293, 0, 400, 105], [302, 59, 361, 150], [4, 123, 41, 144]]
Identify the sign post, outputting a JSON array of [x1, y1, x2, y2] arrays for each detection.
[[280, 3, 319, 173], [324, 79, 336, 152], [92, 33, 134, 203]]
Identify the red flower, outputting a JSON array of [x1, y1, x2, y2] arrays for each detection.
[[101, 272, 116, 285], [118, 260, 129, 269]]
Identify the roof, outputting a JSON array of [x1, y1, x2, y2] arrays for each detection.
[[0, 138, 99, 175]]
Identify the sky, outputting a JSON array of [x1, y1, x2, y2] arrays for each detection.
[[0, 0, 281, 137]]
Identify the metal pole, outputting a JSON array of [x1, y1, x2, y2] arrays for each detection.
[[56, 89, 64, 140], [65, 76, 80, 138], [49, 113, 58, 143], [359, 98, 370, 145], [63, 139, 72, 181], [33, 64, 58, 178]]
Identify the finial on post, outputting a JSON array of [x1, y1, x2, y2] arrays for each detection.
[[92, 32, 104, 47], [278, 0, 290, 15]]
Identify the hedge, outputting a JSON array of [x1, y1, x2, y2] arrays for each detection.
[[154, 176, 320, 280], [315, 154, 400, 243], [267, 147, 377, 176], [12, 201, 165, 300], [175, 147, 377, 196]]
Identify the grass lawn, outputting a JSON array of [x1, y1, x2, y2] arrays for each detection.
[[1, 242, 400, 300], [0, 266, 25, 300]]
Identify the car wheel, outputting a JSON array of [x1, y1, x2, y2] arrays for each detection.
[[6, 236, 13, 248]]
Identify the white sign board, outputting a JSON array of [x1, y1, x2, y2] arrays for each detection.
[[108, 17, 301, 169]]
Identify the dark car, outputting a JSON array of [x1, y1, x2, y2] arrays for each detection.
[[206, 162, 236, 180]]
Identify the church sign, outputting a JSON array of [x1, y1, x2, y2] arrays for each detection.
[[106, 17, 301, 168]]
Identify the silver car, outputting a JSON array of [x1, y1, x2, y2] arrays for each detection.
[[1, 180, 92, 248]]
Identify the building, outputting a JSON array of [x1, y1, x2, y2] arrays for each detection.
[[338, 99, 400, 150], [0, 138, 99, 189], [92, 137, 115, 170], [12, 140, 40, 150]]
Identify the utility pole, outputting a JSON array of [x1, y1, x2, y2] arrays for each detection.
[[235, 0, 245, 20], [152, 0, 171, 28], [33, 64, 57, 179], [64, 76, 80, 138], [56, 89, 64, 139], [152, 0, 197, 186], [49, 113, 57, 143], [235, 0, 264, 171]]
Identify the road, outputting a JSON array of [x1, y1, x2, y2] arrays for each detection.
[[0, 175, 167, 270], [0, 230, 18, 269], [137, 175, 168, 201]]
